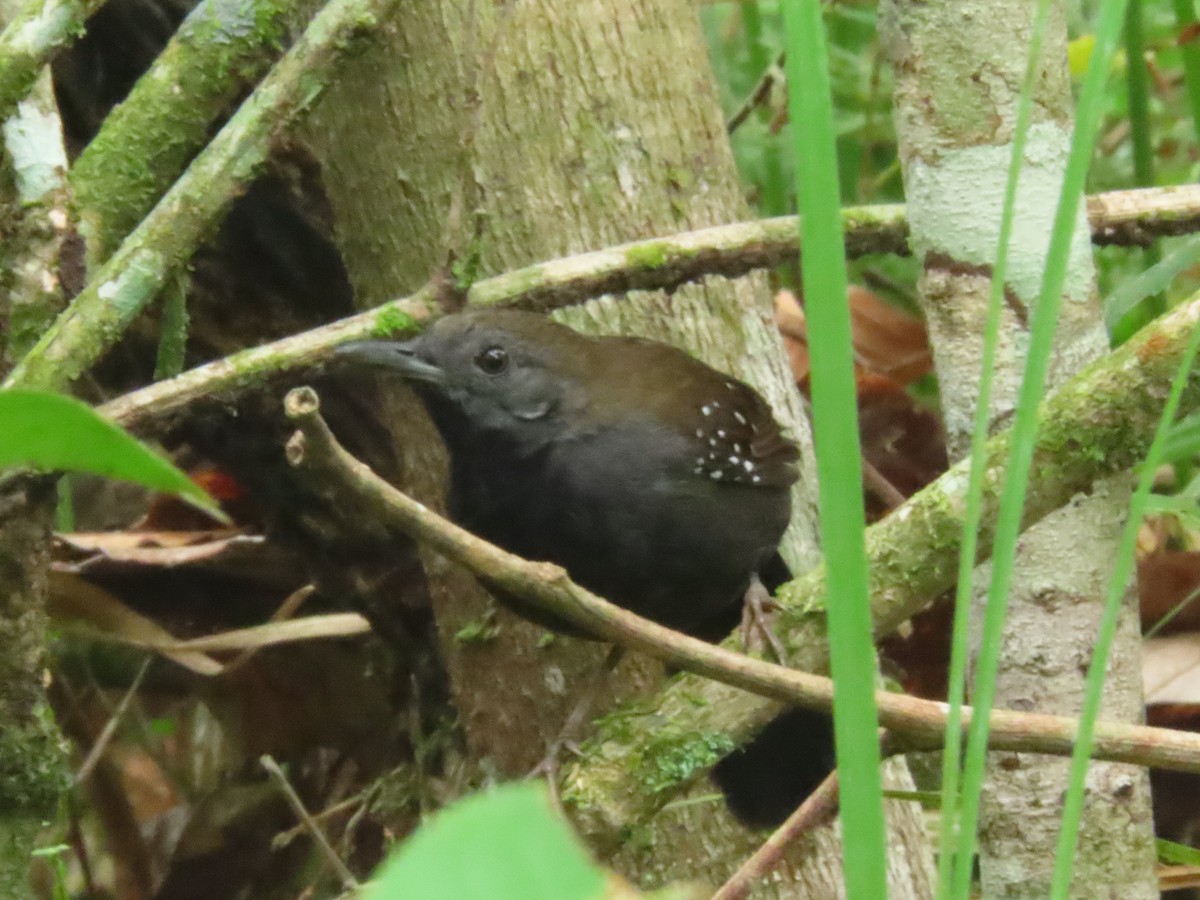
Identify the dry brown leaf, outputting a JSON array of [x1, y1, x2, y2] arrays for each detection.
[[49, 571, 224, 676], [1144, 634, 1200, 704], [845, 285, 933, 384], [1139, 549, 1200, 634], [857, 372, 948, 510], [774, 286, 934, 386], [49, 574, 368, 673], [55, 530, 265, 568], [146, 614, 371, 654]]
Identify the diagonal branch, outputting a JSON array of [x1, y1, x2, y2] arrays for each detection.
[[0, 0, 106, 121], [70, 0, 319, 266], [3, 0, 402, 392], [282, 384, 1200, 856], [98, 185, 1200, 435]]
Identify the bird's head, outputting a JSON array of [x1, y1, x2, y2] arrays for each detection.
[[335, 310, 586, 439]]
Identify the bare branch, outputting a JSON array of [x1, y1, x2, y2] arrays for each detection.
[[282, 384, 1200, 847]]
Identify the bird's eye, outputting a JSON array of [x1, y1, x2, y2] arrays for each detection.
[[474, 346, 509, 375]]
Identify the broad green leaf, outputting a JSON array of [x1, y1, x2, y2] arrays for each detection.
[[0, 389, 225, 521], [364, 783, 606, 900]]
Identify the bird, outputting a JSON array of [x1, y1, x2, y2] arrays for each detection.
[[336, 308, 834, 828]]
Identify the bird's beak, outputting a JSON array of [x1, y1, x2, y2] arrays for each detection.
[[333, 339, 445, 385]]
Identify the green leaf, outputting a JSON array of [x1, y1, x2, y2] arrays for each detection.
[[1105, 235, 1200, 335], [1158, 837, 1200, 866], [0, 389, 226, 522], [1164, 407, 1200, 462], [365, 783, 607, 900]]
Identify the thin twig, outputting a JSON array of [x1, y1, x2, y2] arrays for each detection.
[[727, 51, 786, 134], [74, 657, 151, 784], [712, 771, 841, 900], [261, 754, 359, 889], [714, 729, 923, 895], [273, 790, 371, 850]]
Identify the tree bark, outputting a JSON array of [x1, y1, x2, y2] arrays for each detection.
[[0, 36, 72, 893], [880, 1, 1157, 895], [304, 0, 931, 894], [0, 478, 66, 898]]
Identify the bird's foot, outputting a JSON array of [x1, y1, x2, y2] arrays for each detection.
[[526, 645, 623, 801], [527, 738, 585, 803], [741, 574, 788, 663]]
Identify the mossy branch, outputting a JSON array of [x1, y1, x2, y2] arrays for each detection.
[[2, 0, 402, 392], [71, 0, 321, 267], [0, 0, 105, 121], [0, 68, 72, 368], [97, 185, 1200, 433]]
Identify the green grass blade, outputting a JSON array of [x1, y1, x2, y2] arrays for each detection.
[[951, 0, 1131, 895], [781, 2, 887, 895], [1172, 0, 1200, 137], [1048, 293, 1200, 899], [1119, 0, 1165, 335], [1125, 0, 1155, 189], [937, 2, 1055, 894], [1105, 236, 1200, 333]]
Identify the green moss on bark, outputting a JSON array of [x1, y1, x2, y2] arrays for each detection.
[[371, 305, 419, 337], [71, 0, 300, 265], [0, 702, 68, 815]]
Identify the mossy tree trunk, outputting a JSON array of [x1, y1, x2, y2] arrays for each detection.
[[303, 0, 932, 894], [880, 1, 1158, 895], [0, 23, 72, 890]]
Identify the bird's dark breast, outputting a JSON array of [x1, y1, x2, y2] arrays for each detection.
[[444, 421, 791, 639], [342, 312, 829, 829]]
